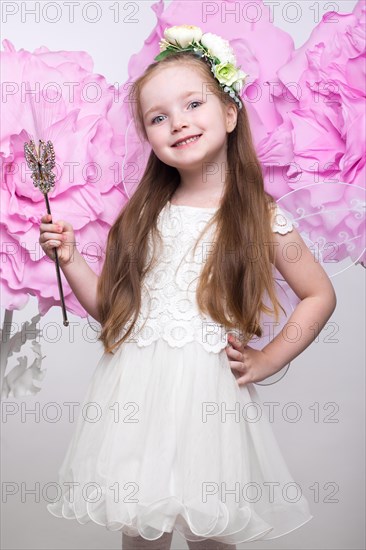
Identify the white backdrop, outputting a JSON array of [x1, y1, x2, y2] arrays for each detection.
[[1, 1, 365, 549]]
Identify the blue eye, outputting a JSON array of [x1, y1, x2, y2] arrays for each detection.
[[151, 101, 202, 125], [151, 115, 165, 125], [189, 101, 202, 109]]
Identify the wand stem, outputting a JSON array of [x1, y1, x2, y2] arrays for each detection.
[[44, 194, 69, 327]]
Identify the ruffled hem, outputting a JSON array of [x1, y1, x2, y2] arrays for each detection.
[[47, 495, 313, 544], [47, 339, 314, 544]]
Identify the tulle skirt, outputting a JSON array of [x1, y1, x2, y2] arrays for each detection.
[[47, 339, 313, 544]]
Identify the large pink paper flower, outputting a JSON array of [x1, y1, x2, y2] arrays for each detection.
[[0, 40, 129, 317], [271, 0, 366, 265]]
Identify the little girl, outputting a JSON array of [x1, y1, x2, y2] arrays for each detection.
[[39, 25, 336, 550]]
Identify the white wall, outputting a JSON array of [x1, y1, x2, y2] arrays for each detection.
[[1, 1, 364, 549]]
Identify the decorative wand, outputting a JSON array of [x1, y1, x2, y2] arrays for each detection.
[[24, 138, 69, 327]]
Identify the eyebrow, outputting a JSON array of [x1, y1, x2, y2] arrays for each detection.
[[143, 91, 202, 119]]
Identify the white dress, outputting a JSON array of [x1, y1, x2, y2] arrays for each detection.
[[47, 201, 313, 544]]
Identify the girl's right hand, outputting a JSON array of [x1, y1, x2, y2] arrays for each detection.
[[39, 213, 76, 267]]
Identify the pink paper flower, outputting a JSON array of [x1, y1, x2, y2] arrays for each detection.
[[0, 40, 129, 317], [272, 0, 366, 265]]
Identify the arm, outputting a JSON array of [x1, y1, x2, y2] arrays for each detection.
[[261, 227, 337, 370], [61, 248, 101, 323]]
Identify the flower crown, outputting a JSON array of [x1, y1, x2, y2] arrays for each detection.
[[154, 24, 248, 110]]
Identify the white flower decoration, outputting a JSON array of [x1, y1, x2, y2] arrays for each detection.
[[155, 24, 249, 110], [163, 25, 203, 49], [201, 32, 237, 65], [232, 70, 248, 92]]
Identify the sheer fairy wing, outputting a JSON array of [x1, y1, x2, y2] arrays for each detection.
[[250, 185, 365, 386], [273, 184, 365, 269]]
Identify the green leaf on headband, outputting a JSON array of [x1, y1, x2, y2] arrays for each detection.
[[154, 50, 175, 62]]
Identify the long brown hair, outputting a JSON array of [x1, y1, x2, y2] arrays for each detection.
[[97, 52, 284, 354]]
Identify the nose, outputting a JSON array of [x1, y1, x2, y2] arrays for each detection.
[[170, 112, 188, 133]]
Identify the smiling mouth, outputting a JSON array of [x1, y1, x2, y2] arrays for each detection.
[[172, 134, 202, 147]]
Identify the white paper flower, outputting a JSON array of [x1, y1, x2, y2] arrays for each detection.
[[163, 25, 203, 49]]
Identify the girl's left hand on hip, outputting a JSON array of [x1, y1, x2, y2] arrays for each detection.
[[225, 333, 276, 386]]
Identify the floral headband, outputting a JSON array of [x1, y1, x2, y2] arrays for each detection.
[[154, 24, 248, 110]]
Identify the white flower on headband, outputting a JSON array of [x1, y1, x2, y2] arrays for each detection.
[[155, 24, 249, 110], [163, 24, 202, 49], [200, 32, 236, 65], [214, 63, 247, 93]]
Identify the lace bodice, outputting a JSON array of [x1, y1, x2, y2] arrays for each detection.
[[118, 202, 294, 353]]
